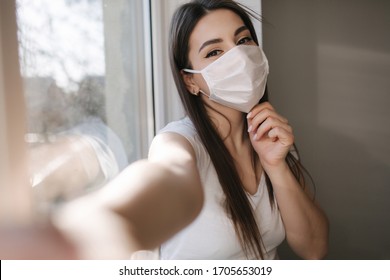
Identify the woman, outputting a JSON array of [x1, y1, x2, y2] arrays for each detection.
[[146, 0, 329, 259], [51, 0, 328, 260]]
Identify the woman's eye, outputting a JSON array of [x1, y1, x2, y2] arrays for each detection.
[[205, 49, 221, 58], [237, 36, 253, 45]]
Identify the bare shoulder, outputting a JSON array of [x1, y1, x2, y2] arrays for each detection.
[[149, 131, 203, 208], [149, 132, 197, 169]]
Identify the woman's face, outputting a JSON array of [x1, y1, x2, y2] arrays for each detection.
[[185, 8, 256, 96]]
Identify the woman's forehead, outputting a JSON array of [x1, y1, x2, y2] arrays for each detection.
[[188, 9, 245, 50]]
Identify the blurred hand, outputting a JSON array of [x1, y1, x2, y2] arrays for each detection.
[[0, 223, 77, 259]]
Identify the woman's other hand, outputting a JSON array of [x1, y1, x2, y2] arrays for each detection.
[[247, 102, 294, 170]]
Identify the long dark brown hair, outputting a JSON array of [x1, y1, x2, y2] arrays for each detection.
[[169, 0, 309, 259]]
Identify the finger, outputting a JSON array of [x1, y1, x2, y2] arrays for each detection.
[[246, 102, 274, 119], [255, 117, 292, 139], [247, 108, 288, 133], [246, 102, 274, 120], [267, 126, 295, 146], [252, 117, 292, 141]]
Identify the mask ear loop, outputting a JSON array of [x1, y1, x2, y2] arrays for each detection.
[[182, 68, 200, 74], [182, 69, 211, 98], [192, 89, 199, 96], [199, 89, 210, 98]]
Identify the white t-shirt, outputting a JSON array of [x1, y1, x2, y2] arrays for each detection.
[[158, 117, 285, 260]]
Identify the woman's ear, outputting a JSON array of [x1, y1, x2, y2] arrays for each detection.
[[180, 70, 199, 96]]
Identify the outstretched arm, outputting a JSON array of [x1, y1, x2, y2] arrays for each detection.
[[54, 133, 203, 259]]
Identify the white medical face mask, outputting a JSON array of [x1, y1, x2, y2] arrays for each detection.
[[183, 45, 269, 113]]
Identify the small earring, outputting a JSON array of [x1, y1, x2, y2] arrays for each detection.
[[192, 89, 199, 96]]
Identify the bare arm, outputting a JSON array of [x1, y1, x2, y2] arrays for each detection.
[[265, 164, 329, 259], [54, 132, 203, 259], [247, 102, 329, 259]]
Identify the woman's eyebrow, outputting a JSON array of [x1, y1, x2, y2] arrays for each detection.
[[198, 38, 223, 53], [234, 25, 248, 36], [198, 26, 249, 53]]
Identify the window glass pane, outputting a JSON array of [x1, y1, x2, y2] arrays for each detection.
[[16, 0, 151, 212]]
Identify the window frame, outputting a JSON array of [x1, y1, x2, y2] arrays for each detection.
[[0, 0, 32, 225], [102, 0, 155, 162]]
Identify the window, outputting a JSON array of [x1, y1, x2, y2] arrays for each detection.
[[14, 0, 155, 213], [1, 0, 262, 222]]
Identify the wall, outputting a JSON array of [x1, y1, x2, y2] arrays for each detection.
[[262, 0, 390, 259]]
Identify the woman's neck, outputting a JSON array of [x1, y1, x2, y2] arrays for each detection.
[[206, 105, 248, 154]]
